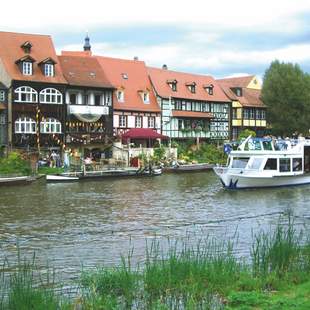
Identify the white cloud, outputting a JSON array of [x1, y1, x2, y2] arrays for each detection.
[[1, 0, 309, 33]]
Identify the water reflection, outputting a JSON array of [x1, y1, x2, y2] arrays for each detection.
[[0, 172, 310, 282]]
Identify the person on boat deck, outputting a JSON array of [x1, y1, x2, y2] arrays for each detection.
[[284, 137, 291, 150]]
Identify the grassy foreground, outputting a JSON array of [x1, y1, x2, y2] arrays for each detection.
[[1, 219, 310, 309]]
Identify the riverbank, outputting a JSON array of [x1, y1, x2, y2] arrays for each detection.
[[2, 218, 310, 309]]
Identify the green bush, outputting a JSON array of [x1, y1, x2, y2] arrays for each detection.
[[0, 152, 31, 176]]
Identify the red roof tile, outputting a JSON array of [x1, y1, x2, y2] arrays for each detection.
[[172, 111, 213, 118], [96, 56, 160, 112], [217, 78, 264, 108], [58, 55, 113, 88], [148, 67, 230, 102], [216, 75, 254, 88], [0, 31, 66, 84]]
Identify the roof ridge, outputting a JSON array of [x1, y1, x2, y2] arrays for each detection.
[[147, 66, 214, 79], [95, 55, 145, 64], [0, 30, 51, 37]]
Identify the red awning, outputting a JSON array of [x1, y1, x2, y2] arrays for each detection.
[[122, 128, 169, 140]]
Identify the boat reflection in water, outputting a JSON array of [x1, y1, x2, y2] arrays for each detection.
[[214, 136, 310, 189]]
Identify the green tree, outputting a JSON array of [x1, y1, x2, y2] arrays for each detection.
[[261, 60, 310, 136]]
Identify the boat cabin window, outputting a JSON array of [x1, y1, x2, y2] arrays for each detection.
[[293, 158, 302, 172], [279, 158, 291, 172], [248, 157, 264, 170], [231, 157, 250, 169], [264, 158, 277, 170]]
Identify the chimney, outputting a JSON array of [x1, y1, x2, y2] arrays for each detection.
[[134, 56, 139, 61], [162, 64, 168, 70]]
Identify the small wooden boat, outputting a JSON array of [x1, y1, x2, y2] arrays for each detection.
[[0, 175, 35, 186], [164, 163, 214, 173], [46, 175, 79, 182]]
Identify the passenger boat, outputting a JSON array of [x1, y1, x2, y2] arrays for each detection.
[[213, 136, 310, 189], [0, 175, 35, 186]]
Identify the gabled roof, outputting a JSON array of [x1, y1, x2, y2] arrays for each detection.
[[96, 56, 160, 112], [216, 75, 255, 88], [58, 54, 113, 89], [38, 57, 57, 65], [15, 55, 36, 64], [147, 67, 229, 102], [217, 77, 264, 108], [0, 31, 66, 84]]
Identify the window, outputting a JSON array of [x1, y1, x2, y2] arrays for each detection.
[[249, 109, 255, 119], [15, 86, 37, 103], [39, 88, 62, 104], [0, 90, 5, 102], [135, 116, 142, 128], [117, 90, 124, 102], [279, 158, 291, 172], [189, 85, 196, 93], [84, 94, 89, 105], [293, 158, 302, 172], [44, 64, 54, 77], [235, 88, 242, 97], [178, 119, 183, 130], [15, 117, 36, 134], [171, 83, 177, 91], [243, 109, 249, 119], [148, 116, 155, 128], [248, 158, 264, 170], [119, 115, 127, 127], [40, 118, 61, 133], [143, 92, 150, 104], [256, 110, 261, 119], [231, 157, 249, 168], [205, 86, 213, 95], [70, 93, 77, 104], [122, 73, 128, 79], [95, 94, 101, 106], [22, 62, 32, 75], [175, 100, 182, 110], [261, 110, 266, 120], [105, 92, 112, 106]]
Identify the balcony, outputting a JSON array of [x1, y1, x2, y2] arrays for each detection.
[[68, 105, 109, 115]]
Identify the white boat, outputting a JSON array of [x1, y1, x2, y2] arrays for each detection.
[[213, 136, 310, 189], [46, 175, 79, 182], [0, 175, 34, 186]]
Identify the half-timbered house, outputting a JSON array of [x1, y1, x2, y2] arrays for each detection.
[[0, 83, 7, 149], [216, 75, 266, 140], [148, 66, 231, 141], [96, 56, 161, 146]]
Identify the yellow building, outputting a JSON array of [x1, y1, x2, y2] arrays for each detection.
[[217, 75, 266, 140]]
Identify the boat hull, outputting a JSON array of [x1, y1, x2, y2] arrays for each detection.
[[0, 176, 34, 186], [213, 167, 310, 189]]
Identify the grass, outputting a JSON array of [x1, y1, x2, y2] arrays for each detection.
[[37, 166, 65, 175], [2, 217, 310, 309], [0, 152, 31, 176]]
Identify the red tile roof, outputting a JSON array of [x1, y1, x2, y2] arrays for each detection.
[[58, 55, 113, 88], [216, 75, 254, 88], [0, 31, 66, 84], [96, 56, 160, 112], [172, 111, 213, 118], [217, 79, 264, 108], [147, 67, 229, 102]]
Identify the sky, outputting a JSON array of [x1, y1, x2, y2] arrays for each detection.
[[1, 0, 310, 80]]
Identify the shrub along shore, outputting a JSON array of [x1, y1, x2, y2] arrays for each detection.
[[1, 218, 310, 309]]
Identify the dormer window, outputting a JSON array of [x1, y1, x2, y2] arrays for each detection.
[[235, 88, 242, 97], [143, 92, 150, 104], [44, 64, 54, 77], [186, 82, 196, 93], [122, 73, 128, 80], [204, 84, 214, 95], [23, 62, 33, 75], [117, 90, 124, 102], [38, 58, 57, 77], [167, 79, 177, 91], [20, 41, 32, 54]]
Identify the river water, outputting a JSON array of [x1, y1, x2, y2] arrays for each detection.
[[0, 172, 310, 283]]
